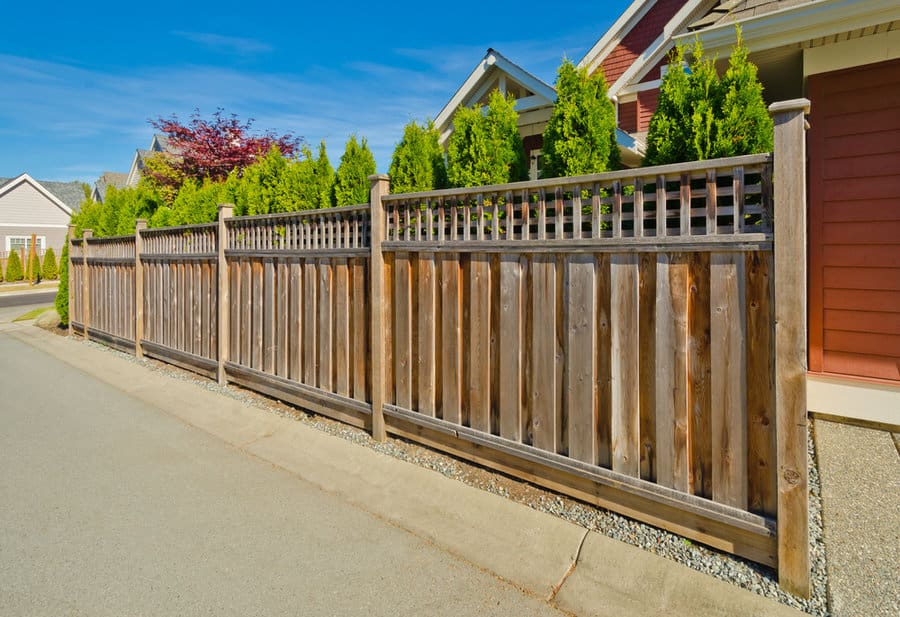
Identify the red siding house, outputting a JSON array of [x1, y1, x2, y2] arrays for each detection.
[[578, 0, 900, 427]]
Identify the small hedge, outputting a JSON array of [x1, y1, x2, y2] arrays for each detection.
[[42, 248, 59, 280], [28, 253, 42, 284], [56, 242, 69, 325], [5, 250, 23, 282]]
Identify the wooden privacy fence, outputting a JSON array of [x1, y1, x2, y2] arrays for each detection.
[[68, 100, 811, 596]]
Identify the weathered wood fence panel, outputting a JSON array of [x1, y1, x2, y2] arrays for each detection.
[[139, 224, 219, 377], [69, 101, 810, 594], [378, 156, 778, 567], [222, 207, 372, 429]]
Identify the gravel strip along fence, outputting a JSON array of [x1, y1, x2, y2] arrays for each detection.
[[82, 337, 830, 615]]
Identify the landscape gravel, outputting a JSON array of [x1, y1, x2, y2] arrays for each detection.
[[82, 337, 831, 615]]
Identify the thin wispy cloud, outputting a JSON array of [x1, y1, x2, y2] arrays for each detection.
[[0, 1, 633, 183], [172, 31, 274, 56]]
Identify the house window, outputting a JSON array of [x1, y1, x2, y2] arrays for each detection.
[[529, 150, 543, 181], [6, 236, 44, 254]]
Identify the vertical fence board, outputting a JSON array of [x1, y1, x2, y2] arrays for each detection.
[[334, 258, 350, 397], [498, 255, 522, 441], [638, 253, 657, 481], [302, 260, 317, 386], [252, 261, 264, 370], [596, 254, 612, 468], [351, 258, 367, 402], [394, 253, 412, 409], [711, 252, 748, 509], [241, 260, 252, 366], [289, 261, 302, 381], [746, 251, 776, 516], [689, 253, 713, 498], [611, 254, 640, 476], [417, 253, 437, 416], [318, 260, 333, 391], [441, 253, 462, 424], [530, 254, 557, 453], [264, 259, 276, 373], [566, 255, 597, 464], [468, 253, 491, 433]]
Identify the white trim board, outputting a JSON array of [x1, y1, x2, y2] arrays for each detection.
[[808, 373, 900, 430]]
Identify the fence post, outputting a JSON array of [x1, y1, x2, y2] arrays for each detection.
[[368, 174, 390, 442], [770, 98, 811, 598], [82, 229, 93, 341], [67, 225, 76, 337], [217, 203, 234, 385], [134, 219, 147, 358]]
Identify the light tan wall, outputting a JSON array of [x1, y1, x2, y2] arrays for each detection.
[[0, 182, 71, 227]]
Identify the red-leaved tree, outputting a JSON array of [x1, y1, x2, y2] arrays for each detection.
[[148, 109, 302, 186]]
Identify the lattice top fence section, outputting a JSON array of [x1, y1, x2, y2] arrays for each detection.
[[225, 204, 370, 252], [85, 235, 136, 259], [140, 223, 218, 255], [381, 154, 772, 244]]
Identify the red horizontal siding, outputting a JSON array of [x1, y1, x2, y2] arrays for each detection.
[[822, 351, 900, 381], [825, 309, 900, 335], [598, 0, 683, 84], [823, 199, 900, 223], [822, 221, 900, 244], [637, 89, 659, 132], [809, 58, 900, 381], [823, 267, 900, 291]]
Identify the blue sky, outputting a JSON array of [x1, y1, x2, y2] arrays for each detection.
[[0, 1, 631, 185]]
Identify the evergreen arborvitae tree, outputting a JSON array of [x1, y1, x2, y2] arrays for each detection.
[[646, 29, 772, 165], [42, 247, 58, 280], [314, 141, 335, 208], [542, 59, 620, 178], [644, 45, 693, 166], [55, 242, 69, 325], [687, 40, 723, 161], [5, 249, 23, 282], [334, 135, 376, 206], [714, 27, 773, 157], [447, 90, 527, 187], [389, 120, 448, 194]]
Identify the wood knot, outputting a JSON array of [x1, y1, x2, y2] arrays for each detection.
[[783, 468, 802, 485]]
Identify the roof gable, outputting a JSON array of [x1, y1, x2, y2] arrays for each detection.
[[434, 49, 556, 144], [0, 173, 77, 216]]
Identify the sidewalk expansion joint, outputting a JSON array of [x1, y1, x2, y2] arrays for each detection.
[[546, 528, 589, 603]]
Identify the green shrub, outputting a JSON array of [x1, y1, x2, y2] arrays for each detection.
[[542, 59, 619, 178], [447, 90, 527, 187], [334, 135, 376, 206], [645, 29, 771, 165], [5, 249, 23, 282], [41, 248, 59, 280], [389, 120, 448, 193], [55, 242, 69, 325]]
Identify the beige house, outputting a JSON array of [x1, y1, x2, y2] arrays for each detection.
[[0, 173, 82, 268]]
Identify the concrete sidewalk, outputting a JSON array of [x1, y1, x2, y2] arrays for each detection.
[[7, 324, 806, 617], [814, 419, 899, 616]]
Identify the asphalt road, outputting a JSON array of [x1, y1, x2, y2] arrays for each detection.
[[0, 290, 56, 308], [0, 330, 561, 617]]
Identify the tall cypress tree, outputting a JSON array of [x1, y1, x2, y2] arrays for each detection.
[[714, 27, 773, 157], [644, 45, 693, 166], [389, 120, 447, 194], [314, 141, 335, 208], [688, 40, 723, 161], [334, 135, 376, 206], [541, 59, 620, 178]]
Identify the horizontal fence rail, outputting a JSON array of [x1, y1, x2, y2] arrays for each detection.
[[69, 102, 811, 595]]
